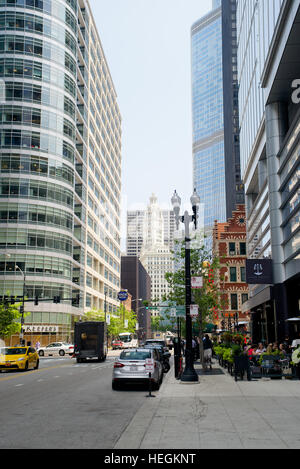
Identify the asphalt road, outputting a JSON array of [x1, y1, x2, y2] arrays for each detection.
[[0, 352, 155, 449]]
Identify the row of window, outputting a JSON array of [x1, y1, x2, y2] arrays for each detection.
[[0, 105, 75, 141], [0, 154, 74, 185], [0, 228, 73, 254], [0, 35, 76, 76], [0, 278, 72, 302], [0, 58, 76, 99], [228, 266, 246, 283], [0, 257, 73, 279], [0, 11, 77, 54], [0, 129, 75, 162], [0, 0, 77, 33], [227, 292, 249, 310], [0, 178, 74, 208], [0, 202, 73, 230], [0, 105, 75, 140]]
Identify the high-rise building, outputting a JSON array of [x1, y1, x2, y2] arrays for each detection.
[[237, 0, 300, 343], [121, 256, 151, 340], [0, 0, 122, 344], [191, 0, 244, 244], [126, 196, 175, 257], [138, 195, 174, 314]]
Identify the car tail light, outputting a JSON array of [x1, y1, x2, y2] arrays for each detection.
[[114, 362, 125, 368]]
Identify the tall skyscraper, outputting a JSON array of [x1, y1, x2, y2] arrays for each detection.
[[126, 196, 175, 257], [191, 0, 244, 243], [237, 0, 300, 342], [0, 0, 122, 344], [138, 195, 174, 314]]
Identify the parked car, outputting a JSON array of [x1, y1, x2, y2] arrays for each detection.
[[111, 340, 124, 350], [112, 348, 163, 390], [144, 339, 168, 353], [143, 344, 171, 373], [0, 346, 39, 372], [38, 342, 74, 357]]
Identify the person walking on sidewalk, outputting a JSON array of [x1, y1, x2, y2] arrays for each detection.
[[203, 334, 213, 371]]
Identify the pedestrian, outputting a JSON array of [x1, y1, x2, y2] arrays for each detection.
[[192, 337, 197, 362], [35, 340, 41, 350], [255, 342, 266, 355], [266, 343, 273, 354], [203, 334, 213, 370]]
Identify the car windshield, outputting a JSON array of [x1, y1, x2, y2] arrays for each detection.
[[0, 347, 27, 355], [120, 350, 151, 360]]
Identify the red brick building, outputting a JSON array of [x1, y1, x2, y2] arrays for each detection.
[[213, 205, 250, 333]]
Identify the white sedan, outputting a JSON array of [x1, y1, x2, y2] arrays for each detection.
[[38, 342, 74, 357]]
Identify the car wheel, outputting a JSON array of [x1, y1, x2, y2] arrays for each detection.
[[23, 361, 28, 372], [38, 350, 44, 357], [34, 359, 39, 370], [112, 381, 120, 390], [59, 350, 65, 356]]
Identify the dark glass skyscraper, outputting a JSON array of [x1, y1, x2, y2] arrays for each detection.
[[191, 0, 244, 242]]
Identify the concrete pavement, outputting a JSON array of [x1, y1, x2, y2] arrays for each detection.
[[114, 360, 300, 449]]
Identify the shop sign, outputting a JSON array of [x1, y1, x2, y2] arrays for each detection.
[[246, 259, 273, 285], [191, 277, 203, 289], [23, 325, 59, 333]]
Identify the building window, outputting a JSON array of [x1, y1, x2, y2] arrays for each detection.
[[240, 242, 246, 255], [240, 266, 246, 282], [229, 242, 236, 255], [231, 294, 238, 310], [241, 293, 248, 304], [230, 267, 237, 282]]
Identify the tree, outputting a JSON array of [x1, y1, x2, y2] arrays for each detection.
[[163, 239, 222, 365], [0, 301, 23, 340], [76, 307, 137, 340]]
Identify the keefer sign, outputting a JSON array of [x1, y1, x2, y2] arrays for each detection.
[[23, 325, 59, 333], [246, 259, 273, 285]]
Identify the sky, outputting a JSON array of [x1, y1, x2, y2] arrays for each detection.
[[88, 0, 212, 246]]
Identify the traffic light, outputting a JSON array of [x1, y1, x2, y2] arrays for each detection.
[[35, 295, 39, 306], [53, 296, 61, 304]]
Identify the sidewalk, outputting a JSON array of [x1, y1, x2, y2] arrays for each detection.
[[114, 360, 300, 449]]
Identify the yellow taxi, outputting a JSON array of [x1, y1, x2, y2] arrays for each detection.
[[0, 346, 39, 372]]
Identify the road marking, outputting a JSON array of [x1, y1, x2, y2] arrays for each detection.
[[15, 384, 24, 387]]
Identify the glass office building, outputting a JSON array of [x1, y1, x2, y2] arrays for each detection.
[[0, 0, 122, 344], [237, 0, 300, 342], [192, 5, 226, 237]]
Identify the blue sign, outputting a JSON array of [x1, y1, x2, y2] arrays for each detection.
[[118, 291, 128, 301]]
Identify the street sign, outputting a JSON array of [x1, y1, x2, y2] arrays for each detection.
[[118, 290, 128, 301], [124, 319, 128, 329], [145, 358, 155, 373], [190, 305, 199, 317], [191, 277, 203, 289], [106, 314, 110, 325]]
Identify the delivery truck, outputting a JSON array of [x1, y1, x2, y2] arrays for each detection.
[[74, 321, 107, 363]]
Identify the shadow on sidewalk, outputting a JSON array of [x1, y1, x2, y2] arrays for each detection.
[[196, 368, 225, 376]]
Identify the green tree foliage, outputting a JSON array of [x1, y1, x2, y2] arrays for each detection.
[[0, 301, 23, 339], [77, 306, 137, 339]]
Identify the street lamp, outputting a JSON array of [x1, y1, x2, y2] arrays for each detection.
[[15, 265, 26, 345], [171, 189, 200, 382]]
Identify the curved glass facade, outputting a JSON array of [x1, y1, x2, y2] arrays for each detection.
[[0, 0, 123, 345], [0, 0, 78, 309]]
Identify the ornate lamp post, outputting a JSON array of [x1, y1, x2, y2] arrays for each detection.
[[171, 189, 200, 382]]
